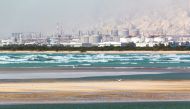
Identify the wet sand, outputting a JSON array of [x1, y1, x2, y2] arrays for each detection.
[[0, 80, 189, 104], [0, 67, 188, 80]]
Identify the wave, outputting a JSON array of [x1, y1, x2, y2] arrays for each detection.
[[0, 53, 189, 68]]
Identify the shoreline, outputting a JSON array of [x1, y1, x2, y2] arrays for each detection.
[[0, 67, 189, 80], [1, 100, 190, 105], [0, 50, 190, 54], [0, 67, 187, 72], [0, 67, 189, 81]]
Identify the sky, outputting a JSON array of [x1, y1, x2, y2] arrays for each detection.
[[0, 0, 187, 37]]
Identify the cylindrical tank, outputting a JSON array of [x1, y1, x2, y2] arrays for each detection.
[[111, 28, 119, 36], [131, 29, 140, 37], [119, 28, 129, 37], [81, 35, 90, 43], [89, 35, 102, 44]]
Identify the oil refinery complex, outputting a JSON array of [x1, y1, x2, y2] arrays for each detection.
[[1, 0, 190, 48]]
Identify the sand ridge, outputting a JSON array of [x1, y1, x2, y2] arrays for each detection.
[[0, 80, 189, 103]]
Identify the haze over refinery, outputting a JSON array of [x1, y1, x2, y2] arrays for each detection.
[[0, 0, 190, 37], [1, 1, 190, 107]]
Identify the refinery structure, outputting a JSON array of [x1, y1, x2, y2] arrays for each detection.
[[1, 0, 190, 47]]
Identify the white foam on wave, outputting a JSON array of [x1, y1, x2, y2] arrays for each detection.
[[120, 62, 130, 64], [130, 63, 138, 65], [71, 59, 109, 63], [0, 56, 11, 61], [80, 64, 92, 66], [155, 62, 180, 64], [0, 54, 190, 67]]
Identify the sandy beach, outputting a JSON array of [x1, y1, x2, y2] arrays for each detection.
[[0, 50, 190, 54], [0, 80, 189, 104]]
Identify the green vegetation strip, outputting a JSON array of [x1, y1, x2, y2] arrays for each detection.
[[1, 44, 190, 52]]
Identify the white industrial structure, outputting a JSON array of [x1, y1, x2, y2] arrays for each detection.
[[1, 1, 190, 47]]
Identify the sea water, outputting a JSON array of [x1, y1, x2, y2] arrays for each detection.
[[0, 102, 190, 109], [0, 53, 189, 68]]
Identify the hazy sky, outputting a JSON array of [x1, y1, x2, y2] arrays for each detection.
[[0, 0, 185, 37]]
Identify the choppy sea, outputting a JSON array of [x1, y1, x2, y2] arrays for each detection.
[[0, 53, 190, 68]]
